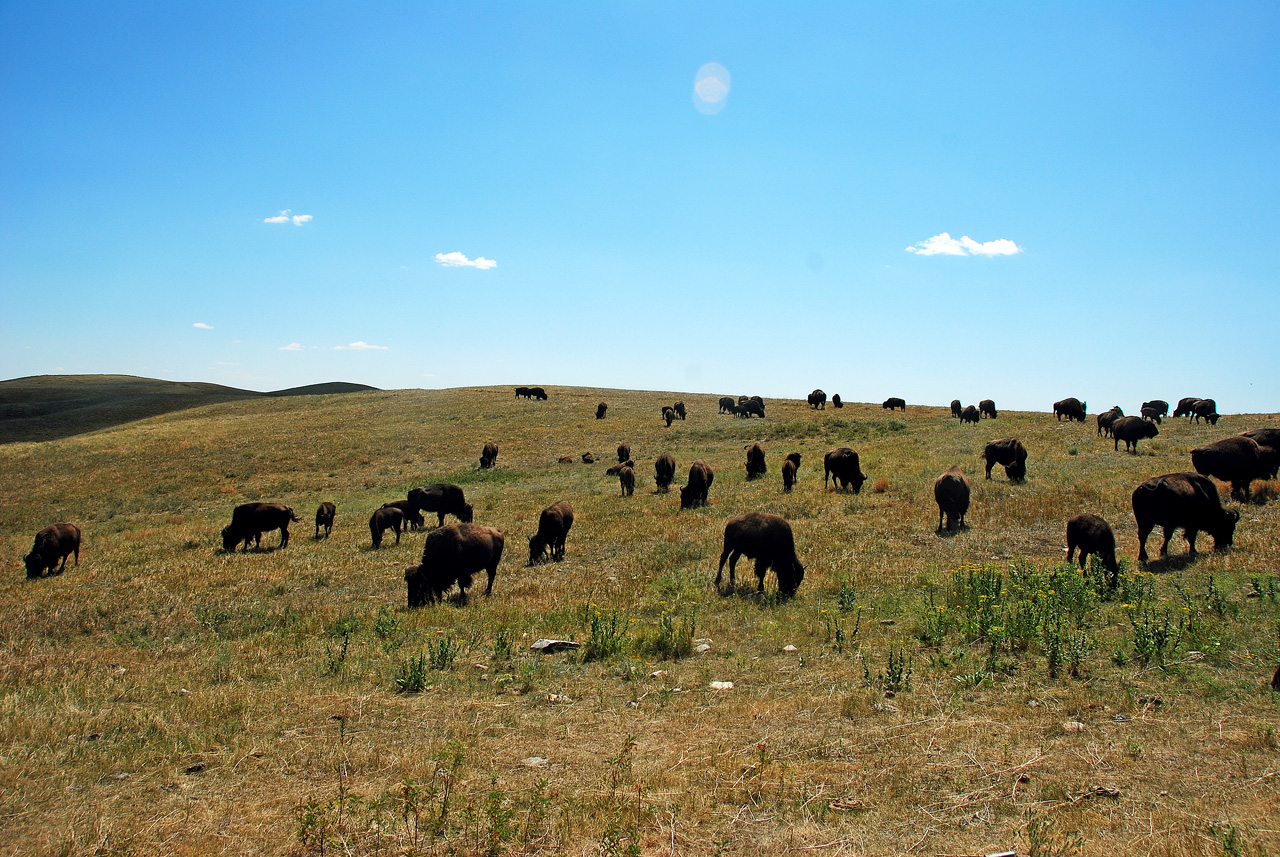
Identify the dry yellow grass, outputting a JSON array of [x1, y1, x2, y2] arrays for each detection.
[[1, 386, 1278, 856]]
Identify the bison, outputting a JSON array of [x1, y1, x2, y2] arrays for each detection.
[[582, 452, 595, 464], [596, 403, 607, 419], [680, 460, 714, 509], [405, 523, 504, 607], [934, 467, 971, 533], [1112, 416, 1158, 453], [618, 465, 635, 496], [1097, 406, 1124, 438], [407, 484, 474, 527], [781, 453, 800, 493], [514, 386, 532, 398], [1140, 405, 1163, 424], [662, 406, 676, 427], [370, 506, 405, 548], [950, 399, 963, 418], [1054, 398, 1087, 422], [606, 459, 634, 475], [739, 399, 765, 419], [1132, 472, 1239, 563], [831, 394, 843, 408], [823, 447, 867, 493], [673, 401, 686, 420], [617, 442, 631, 463], [979, 399, 997, 419], [718, 396, 736, 414], [1142, 400, 1169, 419], [1065, 514, 1119, 588], [480, 441, 499, 469], [528, 501, 573, 564], [1238, 429, 1280, 478], [1172, 397, 1202, 418], [960, 405, 980, 424], [715, 512, 805, 598], [381, 500, 425, 531], [982, 438, 1028, 481], [221, 503, 298, 552], [24, 522, 81, 578], [1192, 399, 1218, 423], [655, 452, 676, 491], [315, 502, 336, 539], [882, 397, 906, 411], [530, 387, 548, 400], [1191, 436, 1273, 502], [745, 442, 767, 480], [808, 389, 827, 409]]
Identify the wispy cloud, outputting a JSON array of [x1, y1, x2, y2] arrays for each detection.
[[264, 209, 313, 225], [906, 232, 1023, 257], [193, 322, 213, 329], [435, 251, 497, 270], [334, 341, 389, 350], [279, 342, 304, 351]]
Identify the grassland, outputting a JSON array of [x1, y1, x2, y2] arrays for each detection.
[[1, 385, 1278, 856]]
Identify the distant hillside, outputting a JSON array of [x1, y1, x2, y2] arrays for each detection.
[[0, 374, 377, 444]]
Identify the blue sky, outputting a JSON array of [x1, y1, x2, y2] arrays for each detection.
[[2, 3, 1277, 411]]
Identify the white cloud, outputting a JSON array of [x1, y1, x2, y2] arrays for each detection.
[[906, 232, 1023, 257], [693, 62, 731, 115], [334, 341, 389, 350], [264, 209, 313, 225], [434, 251, 497, 269], [292, 214, 312, 225], [193, 322, 213, 329], [279, 342, 304, 351]]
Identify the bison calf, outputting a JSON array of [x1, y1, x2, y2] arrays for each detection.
[[716, 512, 805, 598], [370, 506, 405, 549], [24, 522, 81, 578], [618, 465, 635, 496], [528, 501, 573, 564], [315, 502, 336, 538], [480, 441, 499, 469], [405, 524, 504, 606], [1065, 514, 1119, 588], [934, 467, 971, 533]]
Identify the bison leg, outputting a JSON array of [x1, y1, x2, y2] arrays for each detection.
[[1136, 524, 1152, 563], [985, 460, 994, 480], [755, 558, 769, 592], [1185, 528, 1199, 558], [281, 525, 290, 549], [936, 508, 945, 533], [1159, 526, 1175, 558]]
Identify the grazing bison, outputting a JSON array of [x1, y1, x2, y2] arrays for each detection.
[[950, 399, 963, 418], [381, 500, 425, 530], [745, 442, 767, 480], [740, 399, 766, 419], [680, 460, 714, 509], [606, 459, 634, 475], [979, 399, 997, 419], [1054, 398, 1087, 422], [315, 502, 336, 538], [655, 452, 676, 491], [1238, 429, 1280, 478], [1140, 405, 1162, 424], [960, 405, 980, 424], [934, 467, 971, 533], [1112, 416, 1159, 453], [1192, 399, 1217, 423], [528, 501, 573, 564], [480, 440, 499, 469], [221, 503, 298, 552], [370, 506, 405, 549], [582, 452, 595, 464], [673, 401, 686, 419], [407, 484, 474, 527], [1065, 514, 1119, 587], [718, 396, 736, 414], [982, 438, 1028, 481], [781, 454, 800, 493], [1203, 412, 1221, 426], [823, 447, 867, 493], [618, 465, 635, 496], [514, 386, 532, 398], [882, 397, 906, 411], [1142, 400, 1169, 419], [808, 389, 827, 409], [1191, 436, 1273, 502], [831, 394, 843, 408], [1097, 406, 1124, 438], [662, 406, 676, 427], [1132, 472, 1239, 563], [596, 403, 607, 419], [405, 523, 504, 607], [1173, 397, 1202, 418], [530, 387, 548, 400], [716, 512, 805, 598], [617, 442, 631, 463], [24, 522, 81, 577]]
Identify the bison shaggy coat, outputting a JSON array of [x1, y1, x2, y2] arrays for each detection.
[[1192, 399, 1218, 423], [1191, 436, 1273, 502], [1097, 407, 1124, 437], [716, 512, 805, 598], [1054, 398, 1087, 422], [662, 406, 676, 427], [1132, 472, 1239, 563], [618, 466, 635, 496], [222, 503, 298, 552], [596, 403, 607, 419], [831, 394, 843, 408], [673, 401, 686, 419], [1112, 416, 1159, 453], [950, 399, 963, 418], [824, 447, 867, 493], [934, 467, 971, 533], [24, 522, 81, 578], [808, 389, 827, 409], [983, 438, 1028, 481], [1173, 397, 1202, 418], [1238, 429, 1280, 479], [782, 458, 797, 493], [381, 500, 425, 531], [882, 397, 906, 411], [405, 524, 504, 607], [680, 460, 714, 509], [1065, 514, 1119, 587], [617, 442, 631, 463], [744, 442, 767, 480], [1142, 400, 1169, 418], [960, 405, 980, 424], [979, 399, 997, 419], [480, 441, 499, 469], [370, 506, 405, 548], [315, 502, 336, 539], [408, 484, 474, 527], [654, 452, 676, 492], [528, 501, 573, 564], [718, 396, 736, 414]]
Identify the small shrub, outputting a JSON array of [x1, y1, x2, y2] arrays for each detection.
[[865, 646, 912, 693], [582, 606, 628, 663], [636, 607, 695, 660], [395, 653, 429, 693], [835, 577, 858, 612], [325, 632, 350, 675], [492, 626, 514, 664], [872, 478, 888, 494], [1128, 603, 1182, 667], [427, 633, 463, 671]]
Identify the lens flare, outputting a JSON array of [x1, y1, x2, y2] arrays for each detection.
[[692, 62, 731, 115]]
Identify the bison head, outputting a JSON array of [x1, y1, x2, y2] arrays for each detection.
[[460, 503, 474, 523], [221, 525, 239, 552], [405, 565, 435, 608], [527, 534, 548, 566], [1212, 508, 1240, 552], [777, 560, 805, 598], [1005, 461, 1027, 482], [679, 484, 698, 509], [23, 552, 44, 578]]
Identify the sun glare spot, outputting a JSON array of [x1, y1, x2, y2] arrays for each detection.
[[693, 62, 731, 115]]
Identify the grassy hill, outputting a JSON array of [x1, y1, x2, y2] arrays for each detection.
[[0, 387, 1277, 855], [0, 374, 378, 443]]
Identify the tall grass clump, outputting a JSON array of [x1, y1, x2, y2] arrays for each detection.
[[581, 605, 628, 663]]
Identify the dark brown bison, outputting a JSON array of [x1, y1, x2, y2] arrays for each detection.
[[1140, 405, 1162, 424], [405, 524, 504, 607], [557, 455, 573, 463], [808, 389, 827, 409], [381, 500, 425, 530], [24, 522, 81, 577], [1203, 412, 1221, 426], [1065, 514, 1119, 587], [934, 467, 971, 533], [979, 399, 997, 419], [1192, 399, 1218, 423], [1191, 436, 1273, 502], [596, 402, 607, 419], [514, 386, 532, 398], [745, 442, 767, 480], [718, 396, 736, 414], [480, 440, 499, 469], [823, 447, 867, 492], [680, 460, 714, 509], [673, 401, 686, 419], [582, 452, 595, 464], [222, 503, 298, 552], [740, 399, 765, 419], [606, 459, 635, 475], [370, 506, 405, 548], [655, 452, 676, 491], [950, 399, 963, 418], [960, 405, 980, 424], [1053, 398, 1087, 422], [662, 406, 676, 427], [617, 442, 630, 463], [982, 438, 1027, 481], [715, 512, 805, 598], [1142, 400, 1169, 418], [315, 502, 336, 538], [530, 387, 548, 400], [618, 465, 635, 496], [782, 454, 799, 493], [407, 484, 474, 527], [1172, 397, 1202, 418], [882, 397, 906, 411], [1238, 429, 1280, 478], [831, 394, 843, 408], [1112, 416, 1159, 453], [784, 452, 801, 469], [1132, 472, 1239, 563], [1097, 406, 1124, 437], [528, 501, 573, 564]]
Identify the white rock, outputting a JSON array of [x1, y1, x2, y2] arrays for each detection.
[[709, 681, 734, 690], [783, 645, 798, 653], [695, 643, 711, 654], [649, 670, 666, 678], [1063, 721, 1086, 733], [521, 757, 548, 768]]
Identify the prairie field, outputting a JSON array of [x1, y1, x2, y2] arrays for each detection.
[[1, 386, 1278, 856]]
